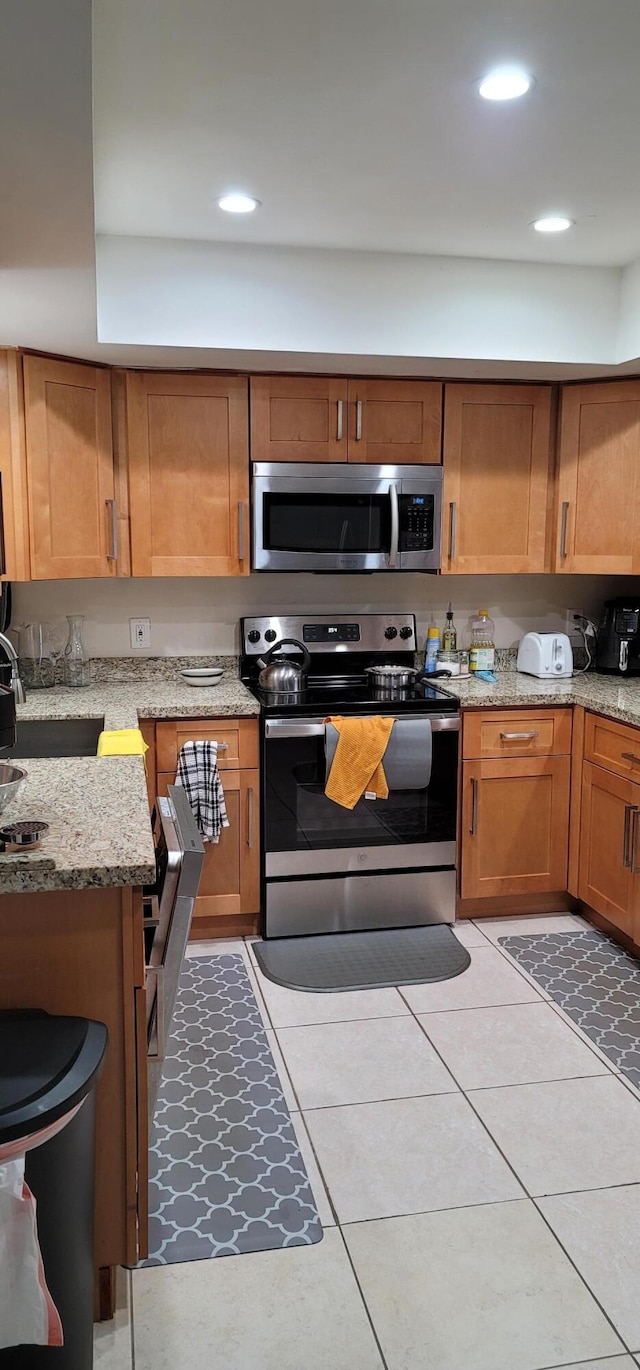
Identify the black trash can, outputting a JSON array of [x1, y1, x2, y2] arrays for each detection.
[[0, 1011, 108, 1369]]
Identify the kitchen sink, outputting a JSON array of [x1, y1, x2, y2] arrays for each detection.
[[13, 718, 105, 758]]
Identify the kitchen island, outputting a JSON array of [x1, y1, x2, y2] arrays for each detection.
[[0, 659, 259, 1316]]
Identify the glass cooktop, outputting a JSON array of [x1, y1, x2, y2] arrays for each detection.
[[245, 677, 459, 716]]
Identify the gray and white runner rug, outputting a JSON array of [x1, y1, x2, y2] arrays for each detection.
[[499, 927, 640, 1091], [142, 953, 322, 1266]]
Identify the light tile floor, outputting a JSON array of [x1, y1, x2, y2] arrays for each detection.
[[96, 915, 640, 1369]]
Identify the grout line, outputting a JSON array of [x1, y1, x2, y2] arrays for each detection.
[[290, 1108, 341, 1227], [334, 1226, 391, 1370], [531, 1194, 635, 1358]]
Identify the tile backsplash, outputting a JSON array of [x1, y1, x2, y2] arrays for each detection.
[[11, 573, 637, 659]]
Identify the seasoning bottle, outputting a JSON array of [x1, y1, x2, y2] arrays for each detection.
[[424, 625, 441, 674], [469, 609, 496, 673], [442, 603, 457, 652]]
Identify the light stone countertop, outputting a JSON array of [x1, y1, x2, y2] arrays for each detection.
[[437, 669, 640, 726], [0, 664, 258, 896], [6, 657, 640, 897]]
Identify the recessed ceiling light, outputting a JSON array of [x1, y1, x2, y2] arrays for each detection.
[[532, 216, 574, 233], [479, 69, 533, 101], [217, 193, 260, 214]]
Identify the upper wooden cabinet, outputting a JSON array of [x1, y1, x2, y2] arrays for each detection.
[[23, 356, 117, 579], [0, 350, 30, 581], [250, 376, 442, 464], [442, 384, 553, 574], [347, 380, 442, 464], [251, 376, 348, 462], [555, 381, 640, 573], [126, 374, 250, 577]]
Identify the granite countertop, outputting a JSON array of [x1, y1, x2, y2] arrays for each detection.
[[437, 670, 640, 727], [0, 660, 258, 897]]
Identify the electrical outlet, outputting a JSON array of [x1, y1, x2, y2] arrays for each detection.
[[565, 608, 584, 636], [130, 618, 151, 650]]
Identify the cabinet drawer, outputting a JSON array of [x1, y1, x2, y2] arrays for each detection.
[[584, 712, 640, 781], [463, 708, 572, 759], [156, 718, 259, 773]]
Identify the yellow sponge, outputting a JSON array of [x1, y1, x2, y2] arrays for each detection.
[[97, 728, 149, 760]]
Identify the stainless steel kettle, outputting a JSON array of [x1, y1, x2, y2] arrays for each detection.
[[257, 639, 311, 693]]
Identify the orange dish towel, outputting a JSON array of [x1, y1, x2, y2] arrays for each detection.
[[325, 716, 395, 809]]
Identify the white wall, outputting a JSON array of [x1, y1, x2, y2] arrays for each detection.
[[11, 574, 634, 659], [96, 235, 622, 366]]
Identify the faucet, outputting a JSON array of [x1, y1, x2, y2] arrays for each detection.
[[0, 632, 25, 704]]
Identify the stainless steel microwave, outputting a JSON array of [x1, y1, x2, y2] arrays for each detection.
[[251, 463, 443, 572]]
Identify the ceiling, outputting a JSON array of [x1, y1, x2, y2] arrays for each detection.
[[93, 0, 640, 267]]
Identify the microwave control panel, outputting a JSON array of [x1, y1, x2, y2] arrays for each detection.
[[399, 494, 434, 551]]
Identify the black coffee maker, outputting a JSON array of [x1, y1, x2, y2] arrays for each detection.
[[596, 598, 640, 675]]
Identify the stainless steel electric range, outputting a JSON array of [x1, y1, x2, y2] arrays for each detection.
[[241, 614, 460, 939]]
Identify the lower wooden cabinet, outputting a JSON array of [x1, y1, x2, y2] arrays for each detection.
[[157, 767, 260, 935], [461, 756, 571, 900], [579, 760, 640, 941]]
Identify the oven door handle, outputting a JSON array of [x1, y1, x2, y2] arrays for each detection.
[[388, 483, 400, 568], [264, 714, 460, 738]]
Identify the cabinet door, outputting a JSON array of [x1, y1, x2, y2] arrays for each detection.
[[347, 380, 442, 464], [157, 769, 259, 923], [443, 384, 552, 574], [23, 356, 117, 579], [127, 374, 249, 576], [461, 756, 570, 899], [250, 376, 348, 462], [0, 351, 30, 580], [555, 381, 640, 573], [579, 762, 640, 939]]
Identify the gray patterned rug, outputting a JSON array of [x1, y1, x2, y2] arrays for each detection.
[[142, 953, 322, 1266], [499, 929, 640, 1091]]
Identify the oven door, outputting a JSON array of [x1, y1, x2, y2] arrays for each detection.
[[263, 714, 459, 878], [252, 463, 442, 572]]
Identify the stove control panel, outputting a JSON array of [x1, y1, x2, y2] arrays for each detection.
[[242, 614, 416, 654]]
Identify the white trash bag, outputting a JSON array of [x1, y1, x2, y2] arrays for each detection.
[[0, 1155, 63, 1349]]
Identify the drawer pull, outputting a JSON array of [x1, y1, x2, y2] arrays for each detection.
[[622, 751, 640, 766], [470, 777, 479, 836], [499, 731, 539, 741], [247, 786, 255, 848], [216, 743, 229, 751]]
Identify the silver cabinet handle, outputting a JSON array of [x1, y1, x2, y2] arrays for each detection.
[[470, 777, 479, 835], [247, 786, 255, 848], [238, 501, 246, 561], [623, 803, 637, 868], [215, 742, 229, 751], [337, 399, 343, 441], [355, 398, 363, 441], [0, 473, 6, 577], [449, 501, 457, 560], [388, 483, 400, 568], [622, 752, 640, 765], [106, 498, 118, 561], [560, 501, 569, 559], [500, 731, 539, 741], [632, 807, 640, 875]]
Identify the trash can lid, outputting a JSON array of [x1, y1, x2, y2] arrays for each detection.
[[0, 1011, 108, 1143]]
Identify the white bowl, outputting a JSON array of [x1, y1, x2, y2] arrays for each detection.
[[180, 667, 223, 680], [181, 674, 223, 689]]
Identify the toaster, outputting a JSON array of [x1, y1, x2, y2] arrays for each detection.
[[517, 632, 573, 679]]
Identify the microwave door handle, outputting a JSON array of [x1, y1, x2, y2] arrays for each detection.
[[389, 483, 400, 568]]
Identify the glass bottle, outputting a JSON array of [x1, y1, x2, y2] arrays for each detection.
[[469, 609, 496, 673], [63, 615, 91, 688], [442, 603, 457, 652]]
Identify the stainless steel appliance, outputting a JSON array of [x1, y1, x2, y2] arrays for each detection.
[[252, 463, 443, 572], [241, 613, 459, 938], [144, 786, 205, 1118], [596, 598, 640, 675], [257, 639, 311, 693]]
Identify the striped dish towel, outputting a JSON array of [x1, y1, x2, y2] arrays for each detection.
[[175, 741, 229, 843]]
